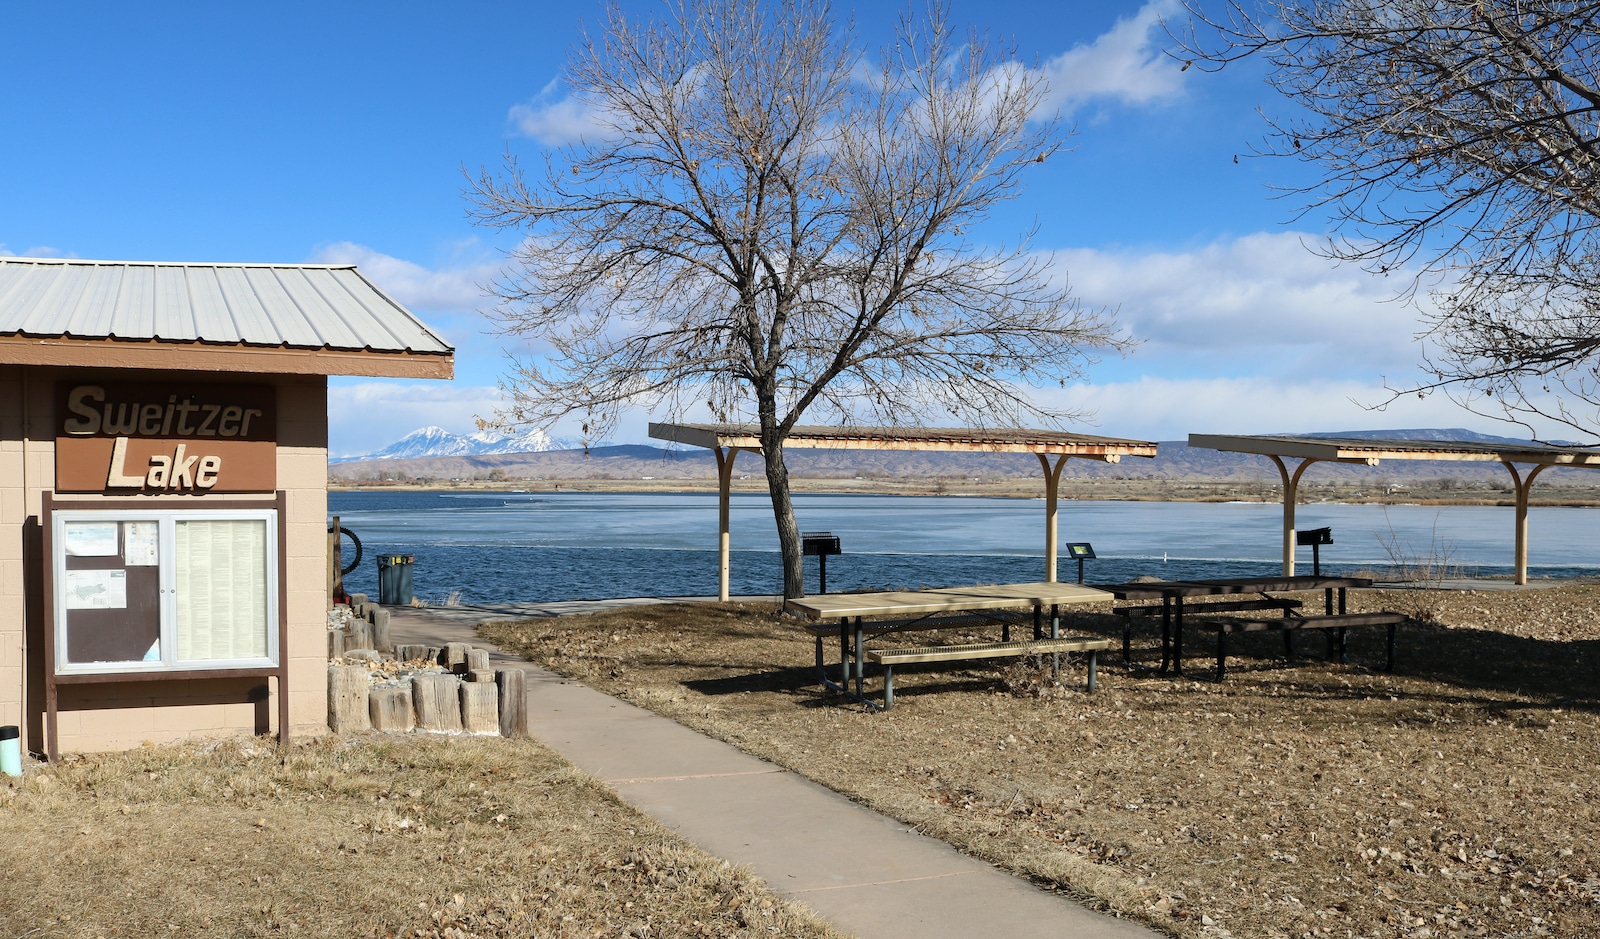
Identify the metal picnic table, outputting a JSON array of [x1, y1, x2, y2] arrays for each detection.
[[785, 581, 1113, 708], [1097, 575, 1375, 674]]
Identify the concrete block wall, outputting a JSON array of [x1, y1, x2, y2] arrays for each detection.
[[0, 365, 332, 754]]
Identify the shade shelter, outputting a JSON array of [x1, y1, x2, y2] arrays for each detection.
[[1, 257, 452, 758], [1189, 434, 1600, 584], [648, 422, 1158, 600]]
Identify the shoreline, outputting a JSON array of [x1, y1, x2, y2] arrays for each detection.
[[328, 476, 1600, 508]]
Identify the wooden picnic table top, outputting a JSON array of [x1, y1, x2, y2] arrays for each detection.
[[784, 581, 1113, 620], [1096, 575, 1373, 602]]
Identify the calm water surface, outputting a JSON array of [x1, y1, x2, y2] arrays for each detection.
[[329, 490, 1600, 603]]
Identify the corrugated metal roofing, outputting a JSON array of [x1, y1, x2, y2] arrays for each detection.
[[1189, 433, 1600, 466], [651, 422, 1159, 457], [0, 257, 453, 355]]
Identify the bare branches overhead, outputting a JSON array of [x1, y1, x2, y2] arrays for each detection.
[[468, 0, 1125, 596], [468, 0, 1123, 441], [1181, 1, 1600, 440]]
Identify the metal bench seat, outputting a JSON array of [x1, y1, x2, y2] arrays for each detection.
[[867, 637, 1113, 708], [1202, 612, 1409, 680]]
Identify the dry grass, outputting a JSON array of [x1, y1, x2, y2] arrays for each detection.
[[0, 734, 847, 939], [480, 586, 1600, 939]]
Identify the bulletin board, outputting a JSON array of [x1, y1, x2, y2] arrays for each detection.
[[40, 492, 290, 762]]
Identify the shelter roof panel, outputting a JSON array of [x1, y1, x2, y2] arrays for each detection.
[[1189, 433, 1600, 467], [0, 257, 452, 357], [0, 257, 453, 378], [650, 422, 1158, 458]]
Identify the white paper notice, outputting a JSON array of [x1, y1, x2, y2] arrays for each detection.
[[123, 522, 159, 566], [64, 569, 128, 609], [64, 523, 119, 557], [107, 569, 127, 608]]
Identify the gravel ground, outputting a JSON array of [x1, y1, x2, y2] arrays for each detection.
[[482, 583, 1600, 939]]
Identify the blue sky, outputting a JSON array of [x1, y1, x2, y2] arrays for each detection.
[[0, 1, 1529, 455]]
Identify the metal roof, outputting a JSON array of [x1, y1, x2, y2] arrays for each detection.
[[651, 422, 1158, 461], [0, 257, 452, 355], [1189, 433, 1600, 467]]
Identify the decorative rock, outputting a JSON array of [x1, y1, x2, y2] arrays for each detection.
[[496, 669, 528, 738], [369, 685, 414, 733], [327, 665, 371, 733], [466, 649, 491, 673], [370, 607, 392, 653], [443, 642, 471, 672], [466, 669, 497, 683], [460, 682, 499, 734], [412, 673, 462, 733]]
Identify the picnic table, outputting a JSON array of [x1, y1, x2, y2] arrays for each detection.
[[785, 582, 1113, 708], [1097, 575, 1398, 677]]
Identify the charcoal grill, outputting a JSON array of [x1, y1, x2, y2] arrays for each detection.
[[802, 532, 842, 593], [1296, 527, 1333, 575]]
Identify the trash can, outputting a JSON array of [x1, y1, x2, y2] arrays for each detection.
[[376, 554, 415, 606]]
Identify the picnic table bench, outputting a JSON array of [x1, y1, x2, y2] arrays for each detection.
[[1205, 611, 1409, 680], [869, 636, 1114, 708], [785, 582, 1113, 709]]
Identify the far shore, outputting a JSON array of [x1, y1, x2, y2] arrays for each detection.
[[328, 475, 1600, 507]]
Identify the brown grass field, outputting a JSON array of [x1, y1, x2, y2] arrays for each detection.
[[0, 735, 846, 939], [480, 584, 1600, 939]]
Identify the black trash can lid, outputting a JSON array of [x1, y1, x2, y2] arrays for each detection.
[[0, 725, 18, 741]]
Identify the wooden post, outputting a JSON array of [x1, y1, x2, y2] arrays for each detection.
[[327, 665, 371, 733], [443, 642, 471, 672], [1036, 453, 1069, 583], [328, 515, 340, 606], [369, 685, 414, 733], [466, 648, 491, 673], [497, 669, 529, 737], [369, 607, 392, 653], [1268, 455, 1318, 577], [412, 674, 463, 732], [1503, 461, 1550, 586], [460, 682, 500, 734], [715, 446, 740, 602]]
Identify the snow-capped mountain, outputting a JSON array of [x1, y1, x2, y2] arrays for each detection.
[[333, 426, 563, 463]]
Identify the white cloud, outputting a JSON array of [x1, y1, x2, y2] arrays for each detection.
[[1049, 375, 1548, 442], [508, 78, 617, 146], [1035, 0, 1187, 115], [0, 244, 67, 258], [1056, 232, 1431, 375], [328, 381, 510, 458], [311, 242, 496, 315]]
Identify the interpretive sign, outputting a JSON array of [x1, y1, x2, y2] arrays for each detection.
[[55, 383, 276, 492]]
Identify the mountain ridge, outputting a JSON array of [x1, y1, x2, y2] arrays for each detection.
[[329, 427, 1600, 484]]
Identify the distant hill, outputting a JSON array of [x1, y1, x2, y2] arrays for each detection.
[[328, 428, 1600, 486]]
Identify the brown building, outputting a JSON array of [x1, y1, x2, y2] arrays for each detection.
[[0, 257, 453, 759]]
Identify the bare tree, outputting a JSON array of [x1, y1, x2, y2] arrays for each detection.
[[1181, 1, 1600, 440], [469, 0, 1126, 598]]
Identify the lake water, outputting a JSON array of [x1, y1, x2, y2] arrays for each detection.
[[328, 490, 1600, 604]]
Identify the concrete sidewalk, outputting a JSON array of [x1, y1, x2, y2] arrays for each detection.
[[386, 605, 1157, 939]]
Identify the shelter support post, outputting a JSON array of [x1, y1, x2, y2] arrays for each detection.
[[1037, 453, 1069, 583], [1267, 455, 1319, 577], [1501, 461, 1550, 586], [714, 446, 741, 602]]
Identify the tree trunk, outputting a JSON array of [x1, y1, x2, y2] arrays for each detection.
[[757, 395, 805, 598]]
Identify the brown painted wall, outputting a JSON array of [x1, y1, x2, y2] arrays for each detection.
[[0, 364, 330, 755]]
